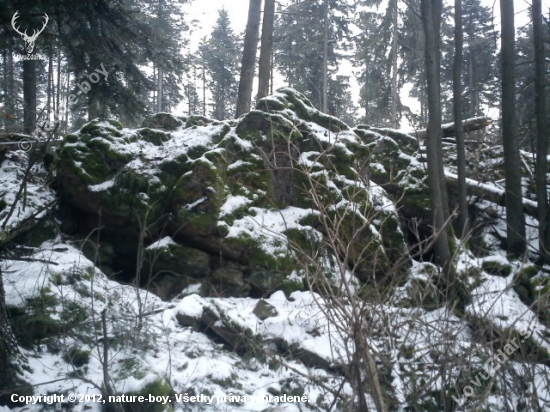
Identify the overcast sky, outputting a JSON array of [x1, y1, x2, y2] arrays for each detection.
[[183, 0, 538, 42], [181, 0, 543, 125]]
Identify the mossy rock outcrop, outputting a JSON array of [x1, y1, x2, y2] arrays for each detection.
[[117, 378, 174, 412], [53, 88, 410, 298], [143, 238, 211, 299], [142, 112, 185, 131]]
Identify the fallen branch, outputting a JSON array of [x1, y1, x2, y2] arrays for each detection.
[[411, 116, 492, 140], [0, 256, 59, 265], [445, 172, 538, 217]]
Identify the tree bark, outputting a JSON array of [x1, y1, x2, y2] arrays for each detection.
[[390, 0, 399, 128], [533, 0, 549, 262], [3, 50, 16, 133], [236, 0, 262, 117], [64, 70, 70, 127], [157, 67, 163, 112], [157, 0, 165, 113], [202, 64, 206, 116], [56, 49, 61, 120], [257, 0, 275, 101], [421, 0, 452, 272], [47, 54, 53, 124], [23, 60, 36, 135], [453, 0, 469, 238], [322, 0, 329, 113], [500, 0, 526, 256]]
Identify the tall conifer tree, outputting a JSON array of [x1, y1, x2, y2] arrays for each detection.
[[200, 9, 240, 120]]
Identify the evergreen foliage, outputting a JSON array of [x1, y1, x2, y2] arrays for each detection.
[[0, 0, 189, 129], [274, 0, 356, 122], [355, 0, 401, 126], [199, 9, 240, 120]]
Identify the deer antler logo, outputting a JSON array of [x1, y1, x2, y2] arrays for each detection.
[[12, 11, 49, 54]]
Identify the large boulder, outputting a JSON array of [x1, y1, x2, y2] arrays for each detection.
[[53, 89, 410, 297]]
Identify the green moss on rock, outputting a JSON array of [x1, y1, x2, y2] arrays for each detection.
[[119, 378, 174, 412], [257, 88, 349, 133], [482, 258, 512, 277], [138, 128, 171, 145], [64, 346, 91, 367], [185, 115, 212, 128]]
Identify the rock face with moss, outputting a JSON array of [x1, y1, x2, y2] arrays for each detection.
[[53, 88, 410, 298]]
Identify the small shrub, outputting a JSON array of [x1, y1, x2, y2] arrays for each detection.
[[120, 378, 174, 412], [64, 346, 91, 367]]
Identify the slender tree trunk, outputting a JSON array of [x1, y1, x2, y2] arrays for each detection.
[[468, 56, 474, 117], [533, 0, 549, 261], [453, 0, 469, 238], [322, 0, 329, 113], [202, 64, 206, 116], [257, 0, 275, 100], [236, 0, 262, 117], [390, 0, 399, 128], [2, 54, 5, 132], [157, 67, 163, 112], [500, 0, 526, 256], [270, 52, 274, 95], [7, 52, 15, 132], [157, 0, 165, 113], [47, 54, 53, 124], [432, 0, 451, 222], [23, 60, 37, 134], [64, 70, 70, 128], [421, 0, 452, 272], [187, 83, 191, 115], [420, 72, 426, 125], [56, 49, 61, 119], [3, 51, 16, 132]]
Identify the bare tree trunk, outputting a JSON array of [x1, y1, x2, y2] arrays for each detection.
[[322, 0, 329, 113], [56, 49, 61, 119], [270, 52, 274, 95], [187, 83, 191, 115], [236, 0, 262, 117], [47, 54, 53, 124], [2, 54, 5, 132], [64, 70, 70, 128], [23, 60, 36, 135], [533, 0, 549, 262], [157, 0, 165, 113], [472, 56, 480, 116], [202, 64, 206, 116], [453, 0, 469, 238], [390, 0, 399, 128], [421, 0, 452, 272], [2, 52, 16, 132], [420, 70, 426, 125], [157, 67, 163, 113], [257, 0, 275, 100], [500, 0, 526, 257]]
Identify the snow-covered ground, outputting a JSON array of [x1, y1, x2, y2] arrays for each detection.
[[1, 107, 549, 411]]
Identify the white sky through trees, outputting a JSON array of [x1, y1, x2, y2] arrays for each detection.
[[182, 0, 539, 124]]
